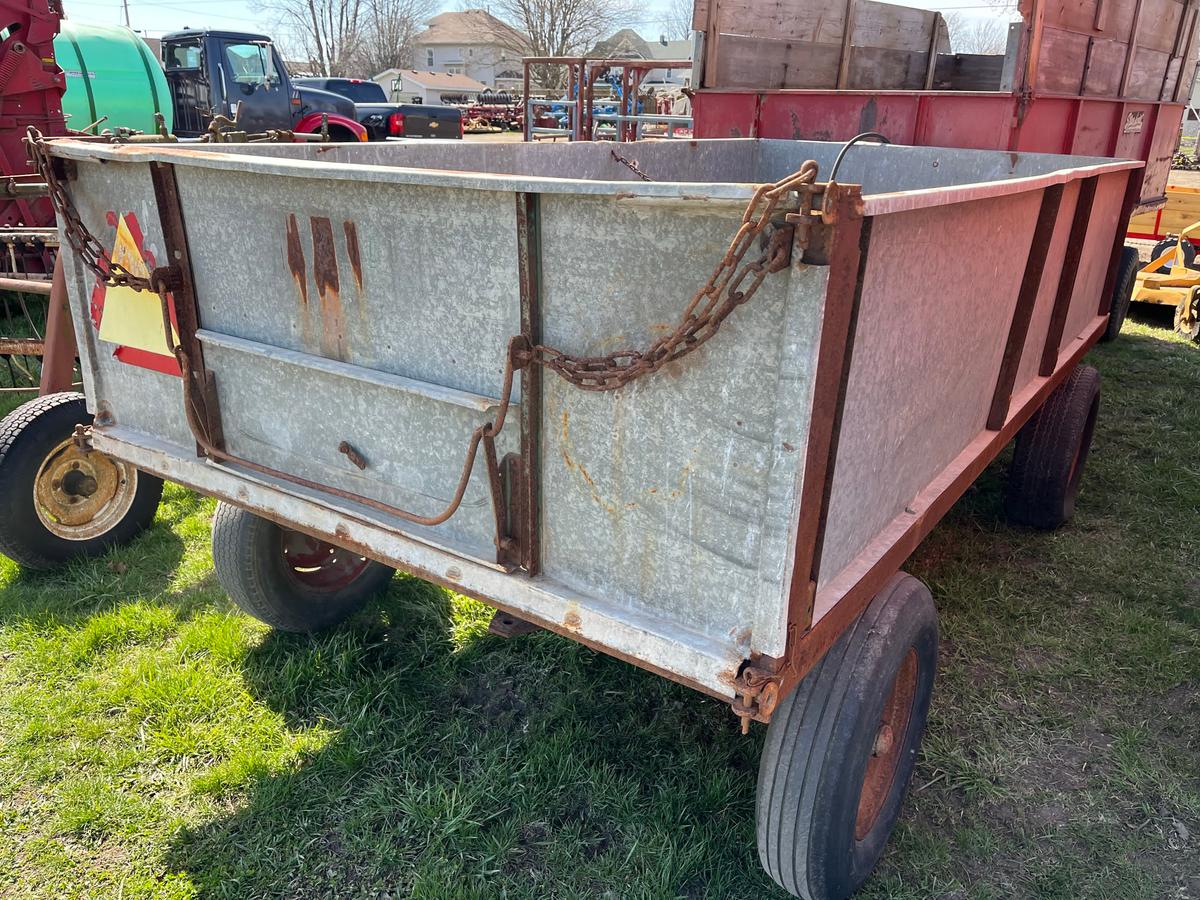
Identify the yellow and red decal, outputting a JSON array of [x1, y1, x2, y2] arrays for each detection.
[[90, 212, 181, 377]]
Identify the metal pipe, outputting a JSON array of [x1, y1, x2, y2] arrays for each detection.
[[40, 253, 78, 395], [4, 179, 49, 198], [0, 275, 53, 295]]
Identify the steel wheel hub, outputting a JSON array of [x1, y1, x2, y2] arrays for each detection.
[[855, 648, 918, 841], [33, 438, 138, 540], [279, 528, 371, 591]]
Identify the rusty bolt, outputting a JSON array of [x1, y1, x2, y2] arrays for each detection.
[[337, 441, 368, 470]]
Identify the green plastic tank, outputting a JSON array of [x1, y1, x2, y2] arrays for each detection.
[[55, 22, 172, 135]]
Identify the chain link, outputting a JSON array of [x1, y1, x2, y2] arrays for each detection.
[[523, 158, 820, 391], [26, 127, 158, 292]]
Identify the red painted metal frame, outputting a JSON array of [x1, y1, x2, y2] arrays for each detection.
[[694, 90, 1180, 214], [0, 0, 66, 231], [747, 165, 1137, 722]]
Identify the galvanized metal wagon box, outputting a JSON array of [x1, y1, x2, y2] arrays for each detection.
[[0, 136, 1139, 898]]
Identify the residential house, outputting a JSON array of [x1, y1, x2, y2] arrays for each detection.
[[589, 29, 693, 89], [372, 68, 488, 105], [412, 10, 530, 92]]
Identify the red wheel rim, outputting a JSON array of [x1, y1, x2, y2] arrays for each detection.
[[855, 649, 918, 841], [279, 528, 371, 591]]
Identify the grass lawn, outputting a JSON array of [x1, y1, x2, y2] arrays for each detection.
[[0, 308, 1196, 899]]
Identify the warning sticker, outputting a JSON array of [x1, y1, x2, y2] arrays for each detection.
[[90, 212, 181, 376]]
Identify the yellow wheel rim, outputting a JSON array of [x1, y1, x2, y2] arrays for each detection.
[[33, 438, 139, 540]]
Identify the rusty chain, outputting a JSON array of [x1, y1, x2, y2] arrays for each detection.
[[610, 148, 652, 181], [27, 127, 821, 533], [25, 127, 165, 293], [521, 158, 821, 391]]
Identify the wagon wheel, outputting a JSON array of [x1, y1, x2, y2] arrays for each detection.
[[1005, 364, 1100, 530], [1100, 246, 1139, 343], [756, 573, 939, 900], [1151, 236, 1197, 270], [210, 502, 395, 632], [0, 393, 163, 570], [1174, 286, 1200, 342]]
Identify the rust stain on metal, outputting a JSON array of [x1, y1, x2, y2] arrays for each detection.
[[285, 213, 308, 306], [558, 408, 616, 514], [310, 216, 346, 360], [343, 220, 363, 291]]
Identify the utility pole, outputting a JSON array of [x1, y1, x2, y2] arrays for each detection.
[[122, 0, 131, 27]]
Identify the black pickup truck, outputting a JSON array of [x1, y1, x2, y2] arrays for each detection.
[[292, 78, 463, 140]]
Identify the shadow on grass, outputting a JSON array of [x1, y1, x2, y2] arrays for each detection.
[[163, 573, 774, 899], [0, 495, 197, 628]]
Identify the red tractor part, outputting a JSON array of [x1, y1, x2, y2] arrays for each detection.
[[0, 0, 66, 232]]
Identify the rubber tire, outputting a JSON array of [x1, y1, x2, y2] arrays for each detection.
[[1150, 236, 1196, 269], [1174, 286, 1200, 342], [210, 501, 394, 632], [1005, 364, 1100, 530], [756, 573, 939, 900], [0, 392, 163, 570], [325, 126, 357, 143], [1100, 246, 1140, 342]]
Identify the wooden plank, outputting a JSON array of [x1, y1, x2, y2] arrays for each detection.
[[1126, 46, 1171, 97], [712, 33, 842, 89], [714, 0, 848, 44], [1044, 0, 1136, 36], [1174, 7, 1200, 98], [1037, 27, 1091, 92], [851, 0, 942, 51], [933, 53, 1005, 91], [924, 13, 944, 89], [1083, 38, 1127, 94], [1120, 0, 1147, 94], [1160, 54, 1183, 98], [838, 0, 856, 88], [711, 0, 940, 49], [849, 47, 932, 89], [1136, 0, 1184, 50], [705, 0, 949, 90]]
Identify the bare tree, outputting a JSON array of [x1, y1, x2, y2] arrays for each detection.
[[255, 0, 435, 76], [659, 0, 693, 41], [490, 0, 639, 88], [356, 0, 438, 75], [254, 0, 364, 75], [943, 11, 1011, 55]]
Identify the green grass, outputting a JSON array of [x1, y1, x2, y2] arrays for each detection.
[[0, 308, 1197, 899]]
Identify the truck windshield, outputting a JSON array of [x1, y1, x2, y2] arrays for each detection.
[[225, 42, 274, 86]]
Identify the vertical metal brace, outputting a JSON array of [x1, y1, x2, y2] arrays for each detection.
[[733, 185, 869, 727], [148, 161, 225, 454], [987, 182, 1063, 430], [512, 192, 543, 576], [1040, 176, 1099, 377], [1096, 167, 1145, 318]]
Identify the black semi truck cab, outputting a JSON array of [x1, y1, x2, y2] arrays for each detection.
[[161, 29, 366, 140]]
